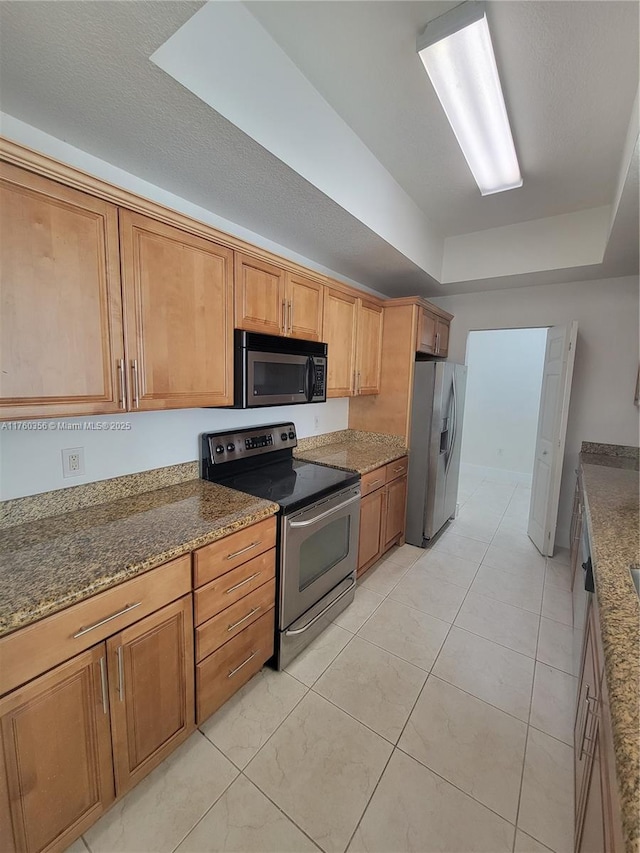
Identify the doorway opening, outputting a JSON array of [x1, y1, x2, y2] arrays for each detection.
[[457, 327, 548, 525]]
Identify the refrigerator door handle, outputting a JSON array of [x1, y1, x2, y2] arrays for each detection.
[[445, 372, 457, 474]]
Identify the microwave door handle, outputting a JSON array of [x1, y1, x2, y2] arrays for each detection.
[[306, 356, 315, 402]]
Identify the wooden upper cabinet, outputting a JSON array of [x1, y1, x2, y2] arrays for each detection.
[[323, 288, 357, 397], [107, 596, 194, 797], [234, 253, 285, 336], [0, 645, 114, 853], [286, 273, 323, 341], [119, 211, 234, 410], [0, 163, 125, 420], [417, 308, 449, 357], [356, 299, 383, 395]]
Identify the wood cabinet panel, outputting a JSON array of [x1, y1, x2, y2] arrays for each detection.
[[196, 609, 275, 724], [194, 549, 276, 626], [435, 318, 449, 357], [196, 579, 276, 662], [323, 289, 357, 397], [107, 596, 194, 796], [418, 308, 437, 355], [0, 162, 124, 420], [193, 517, 277, 588], [360, 468, 387, 497], [286, 273, 324, 341], [0, 645, 114, 853], [357, 488, 385, 576], [234, 253, 285, 336], [0, 554, 191, 698], [575, 601, 601, 821], [383, 475, 408, 550], [385, 456, 408, 483], [356, 300, 383, 395], [119, 211, 234, 410]]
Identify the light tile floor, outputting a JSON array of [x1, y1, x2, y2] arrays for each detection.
[[75, 477, 576, 853]]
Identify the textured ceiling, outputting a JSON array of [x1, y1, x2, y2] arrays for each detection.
[[0, 0, 637, 297]]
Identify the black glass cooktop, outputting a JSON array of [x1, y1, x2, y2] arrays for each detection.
[[210, 458, 359, 515]]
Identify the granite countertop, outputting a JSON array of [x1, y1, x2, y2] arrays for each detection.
[[295, 429, 407, 474], [579, 444, 640, 852], [0, 480, 278, 638]]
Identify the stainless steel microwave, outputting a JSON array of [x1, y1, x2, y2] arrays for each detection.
[[233, 331, 328, 408]]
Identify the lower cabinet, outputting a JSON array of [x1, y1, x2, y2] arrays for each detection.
[[574, 597, 624, 853], [0, 646, 114, 853], [0, 595, 194, 853], [192, 518, 277, 725], [357, 457, 408, 577]]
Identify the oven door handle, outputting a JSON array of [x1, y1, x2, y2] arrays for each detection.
[[288, 493, 361, 528], [284, 577, 356, 636]]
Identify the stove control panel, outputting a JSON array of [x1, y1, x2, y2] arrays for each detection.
[[202, 422, 298, 467]]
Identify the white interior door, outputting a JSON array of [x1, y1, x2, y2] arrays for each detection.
[[528, 322, 578, 556]]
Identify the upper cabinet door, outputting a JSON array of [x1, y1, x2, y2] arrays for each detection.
[[120, 211, 234, 410], [234, 253, 285, 336], [285, 273, 324, 341], [0, 163, 125, 420], [323, 289, 357, 397], [417, 308, 437, 355], [435, 318, 450, 357], [356, 300, 383, 395]]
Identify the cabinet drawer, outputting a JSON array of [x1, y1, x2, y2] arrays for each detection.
[[195, 578, 276, 663], [0, 554, 191, 697], [193, 517, 277, 588], [194, 549, 276, 626], [385, 456, 408, 483], [360, 467, 386, 497], [196, 608, 275, 724]]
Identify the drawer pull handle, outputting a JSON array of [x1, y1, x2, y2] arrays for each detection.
[[228, 607, 261, 632], [226, 541, 261, 560], [393, 466, 405, 473], [73, 602, 142, 638], [99, 656, 108, 715], [227, 650, 259, 678], [368, 479, 384, 488], [225, 572, 262, 594]]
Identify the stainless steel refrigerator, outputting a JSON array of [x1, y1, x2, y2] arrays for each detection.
[[405, 361, 467, 546]]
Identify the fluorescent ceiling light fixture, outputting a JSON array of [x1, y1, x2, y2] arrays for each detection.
[[417, 1, 522, 196]]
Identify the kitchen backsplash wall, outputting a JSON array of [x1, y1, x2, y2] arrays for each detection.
[[0, 399, 349, 501]]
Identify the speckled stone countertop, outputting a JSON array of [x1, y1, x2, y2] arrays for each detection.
[[0, 480, 278, 638], [579, 444, 639, 852], [295, 429, 407, 474]]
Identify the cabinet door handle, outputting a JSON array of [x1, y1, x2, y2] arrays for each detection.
[[226, 540, 261, 560], [352, 370, 357, 395], [282, 299, 287, 334], [288, 301, 293, 336], [227, 650, 258, 678], [435, 332, 440, 354], [368, 479, 384, 488], [131, 359, 140, 408], [357, 371, 361, 394], [117, 646, 125, 702], [228, 606, 261, 632], [117, 359, 126, 410], [392, 466, 405, 473], [579, 688, 597, 760], [225, 572, 262, 594], [99, 656, 108, 715], [73, 602, 142, 638]]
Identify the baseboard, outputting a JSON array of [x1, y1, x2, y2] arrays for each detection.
[[460, 463, 532, 487]]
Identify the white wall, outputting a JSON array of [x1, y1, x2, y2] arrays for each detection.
[[461, 328, 547, 483], [431, 275, 640, 547], [0, 400, 349, 500]]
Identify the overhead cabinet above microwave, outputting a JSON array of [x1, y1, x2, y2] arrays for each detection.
[[234, 253, 324, 342]]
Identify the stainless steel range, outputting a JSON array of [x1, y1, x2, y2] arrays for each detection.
[[200, 423, 361, 669]]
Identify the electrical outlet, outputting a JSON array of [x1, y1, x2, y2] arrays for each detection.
[[62, 447, 85, 478]]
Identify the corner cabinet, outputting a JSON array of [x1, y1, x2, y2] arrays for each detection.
[[0, 162, 125, 420], [234, 254, 323, 342], [357, 457, 408, 576], [119, 211, 234, 410]]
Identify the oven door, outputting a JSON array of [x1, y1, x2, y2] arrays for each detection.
[[247, 351, 312, 406], [280, 485, 361, 629]]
